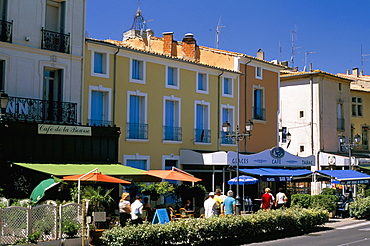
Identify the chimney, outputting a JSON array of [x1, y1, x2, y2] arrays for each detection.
[[256, 49, 265, 60], [163, 32, 174, 56], [182, 33, 197, 60], [346, 69, 350, 75], [352, 68, 359, 77]]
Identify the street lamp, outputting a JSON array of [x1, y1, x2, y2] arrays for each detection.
[[222, 120, 254, 215], [0, 91, 9, 122], [339, 134, 361, 170]]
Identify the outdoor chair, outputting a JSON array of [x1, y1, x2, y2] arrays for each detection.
[[179, 208, 193, 219], [142, 210, 148, 222]]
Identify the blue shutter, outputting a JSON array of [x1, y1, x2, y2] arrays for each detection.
[[223, 78, 228, 94], [198, 74, 203, 90], [94, 53, 103, 73], [129, 95, 139, 123], [132, 60, 139, 79], [254, 89, 261, 116], [168, 67, 174, 85], [165, 101, 174, 127], [127, 160, 146, 170], [91, 91, 103, 122], [222, 108, 229, 124], [196, 104, 204, 130]]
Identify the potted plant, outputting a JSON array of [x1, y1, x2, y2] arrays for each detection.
[[62, 219, 81, 246]]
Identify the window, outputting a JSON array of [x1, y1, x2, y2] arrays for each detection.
[[299, 145, 305, 154], [88, 85, 112, 126], [256, 67, 262, 79], [221, 105, 235, 144], [222, 77, 233, 97], [194, 100, 210, 143], [299, 110, 305, 119], [352, 97, 363, 117], [166, 66, 179, 88], [337, 102, 344, 130], [197, 73, 208, 93], [362, 127, 368, 150], [338, 83, 342, 92], [45, 0, 66, 33], [127, 91, 148, 139], [0, 0, 8, 20], [253, 86, 265, 121], [163, 96, 181, 141], [0, 60, 4, 91], [91, 51, 109, 77], [131, 59, 144, 82], [43, 68, 63, 121], [127, 160, 147, 170], [124, 154, 150, 170]]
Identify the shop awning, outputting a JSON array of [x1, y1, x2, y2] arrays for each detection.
[[316, 170, 370, 185], [13, 163, 159, 182], [239, 168, 312, 182]]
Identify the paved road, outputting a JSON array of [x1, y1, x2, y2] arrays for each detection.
[[242, 218, 370, 246]]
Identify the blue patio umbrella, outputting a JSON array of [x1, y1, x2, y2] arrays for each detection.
[[228, 175, 259, 185]]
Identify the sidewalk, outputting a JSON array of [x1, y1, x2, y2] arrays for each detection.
[[324, 217, 366, 229]]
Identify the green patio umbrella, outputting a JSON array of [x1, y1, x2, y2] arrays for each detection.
[[30, 178, 60, 203]]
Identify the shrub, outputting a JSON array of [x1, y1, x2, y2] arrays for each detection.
[[62, 219, 81, 238], [310, 195, 338, 212], [291, 194, 311, 208], [321, 188, 336, 196], [101, 208, 328, 246], [349, 197, 370, 219]]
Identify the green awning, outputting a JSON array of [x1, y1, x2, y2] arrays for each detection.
[[13, 163, 146, 176]]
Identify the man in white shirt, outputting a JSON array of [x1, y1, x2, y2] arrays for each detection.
[[204, 192, 217, 218], [130, 195, 143, 225]]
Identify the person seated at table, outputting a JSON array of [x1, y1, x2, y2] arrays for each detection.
[[143, 197, 154, 222], [183, 199, 193, 211]]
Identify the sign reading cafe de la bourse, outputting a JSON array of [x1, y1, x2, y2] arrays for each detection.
[[227, 147, 315, 167]]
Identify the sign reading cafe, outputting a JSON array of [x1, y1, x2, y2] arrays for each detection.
[[227, 147, 315, 167], [38, 124, 92, 136]]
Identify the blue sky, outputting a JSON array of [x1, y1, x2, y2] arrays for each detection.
[[86, 0, 370, 75]]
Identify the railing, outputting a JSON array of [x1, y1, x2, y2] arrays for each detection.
[[194, 129, 211, 143], [5, 96, 77, 124], [126, 122, 148, 139], [221, 131, 236, 144], [41, 28, 70, 54], [337, 118, 345, 130], [0, 19, 12, 43], [253, 106, 265, 121], [163, 126, 182, 141], [88, 119, 112, 127]]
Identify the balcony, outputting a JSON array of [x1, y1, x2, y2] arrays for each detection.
[[253, 106, 265, 121], [163, 126, 182, 141], [126, 122, 148, 140], [88, 119, 113, 127], [221, 131, 236, 145], [0, 20, 12, 43], [337, 118, 345, 131], [41, 28, 70, 54], [194, 129, 211, 143], [5, 96, 77, 124]]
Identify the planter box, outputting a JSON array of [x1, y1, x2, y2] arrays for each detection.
[[62, 238, 86, 246], [38, 239, 62, 246], [89, 229, 106, 246]]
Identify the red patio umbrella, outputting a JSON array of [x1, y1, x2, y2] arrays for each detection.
[[63, 172, 131, 184], [143, 167, 202, 182]]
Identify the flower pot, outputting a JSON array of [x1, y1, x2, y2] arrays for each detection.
[[62, 238, 83, 246], [89, 229, 106, 246], [38, 239, 62, 246]]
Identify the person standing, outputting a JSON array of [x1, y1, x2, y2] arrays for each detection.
[[204, 192, 217, 218], [118, 192, 131, 226], [275, 188, 288, 209], [222, 190, 236, 215], [213, 189, 223, 216], [130, 195, 143, 225], [260, 188, 274, 211]]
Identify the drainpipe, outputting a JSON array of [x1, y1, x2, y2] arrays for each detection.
[[113, 48, 120, 125]]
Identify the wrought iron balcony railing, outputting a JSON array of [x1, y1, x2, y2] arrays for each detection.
[[163, 126, 182, 141], [88, 119, 113, 127], [41, 28, 70, 54], [194, 128, 211, 143], [5, 96, 77, 124], [337, 118, 345, 130], [126, 122, 148, 140], [221, 131, 236, 144], [253, 106, 265, 121], [0, 19, 13, 43]]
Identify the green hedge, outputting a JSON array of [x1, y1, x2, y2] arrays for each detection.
[[291, 194, 338, 212], [349, 197, 370, 219], [291, 194, 311, 208], [101, 208, 329, 246]]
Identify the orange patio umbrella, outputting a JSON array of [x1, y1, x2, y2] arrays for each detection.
[[144, 167, 202, 182], [63, 172, 131, 184]]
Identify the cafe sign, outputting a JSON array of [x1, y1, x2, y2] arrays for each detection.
[[38, 124, 92, 136]]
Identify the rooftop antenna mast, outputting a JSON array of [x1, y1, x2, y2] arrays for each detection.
[[279, 41, 283, 62], [361, 44, 370, 75], [215, 16, 225, 49], [290, 27, 301, 69], [304, 51, 316, 72]]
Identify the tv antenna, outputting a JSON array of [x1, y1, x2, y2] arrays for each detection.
[[361, 44, 370, 74], [215, 16, 225, 49], [279, 41, 283, 62], [290, 28, 301, 69], [304, 51, 316, 72]]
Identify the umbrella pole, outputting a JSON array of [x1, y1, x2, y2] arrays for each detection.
[[78, 168, 99, 204]]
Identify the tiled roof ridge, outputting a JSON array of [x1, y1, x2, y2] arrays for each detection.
[[281, 69, 353, 81]]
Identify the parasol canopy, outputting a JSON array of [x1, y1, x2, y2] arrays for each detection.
[[30, 178, 60, 203], [144, 167, 202, 182], [228, 175, 259, 185], [63, 172, 131, 184]]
